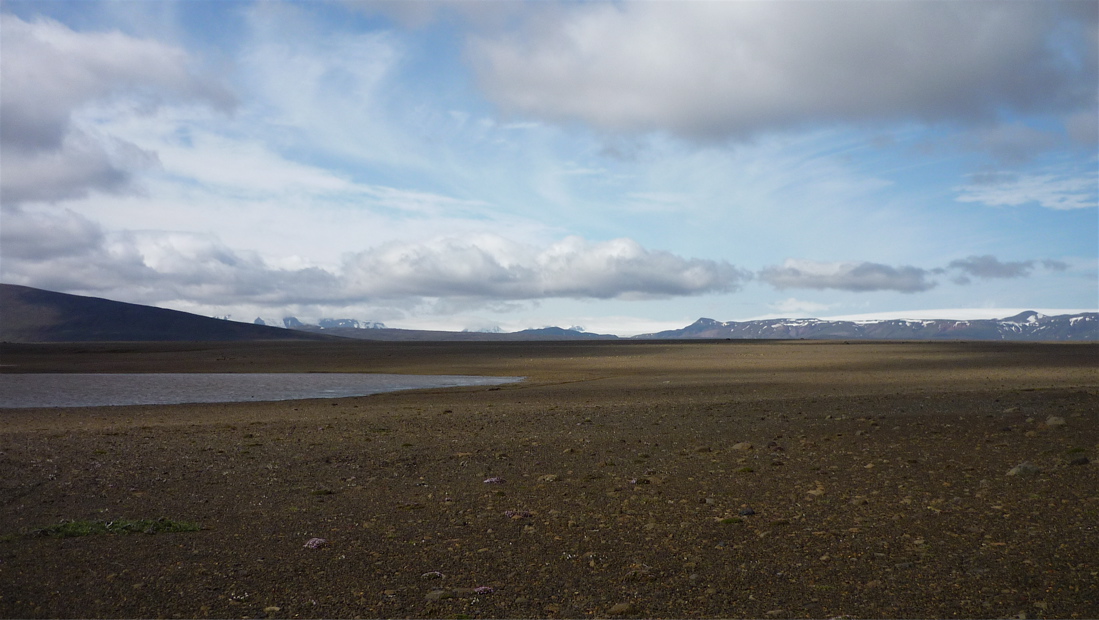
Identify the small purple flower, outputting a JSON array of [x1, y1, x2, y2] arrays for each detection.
[[473, 586, 495, 595], [303, 537, 328, 549], [483, 477, 505, 484]]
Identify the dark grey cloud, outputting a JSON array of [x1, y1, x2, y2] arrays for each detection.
[[0, 133, 144, 204], [0, 14, 233, 204], [759, 255, 1071, 293], [470, 1, 1096, 142], [759, 259, 934, 293], [948, 255, 1034, 279], [0, 205, 105, 260]]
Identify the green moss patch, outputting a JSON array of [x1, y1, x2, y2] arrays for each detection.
[[30, 517, 201, 538]]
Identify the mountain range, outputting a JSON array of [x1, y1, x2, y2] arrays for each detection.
[[1, 283, 1095, 342], [637, 313, 1099, 341]]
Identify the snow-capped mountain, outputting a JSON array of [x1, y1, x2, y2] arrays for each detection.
[[637, 311, 1098, 341]]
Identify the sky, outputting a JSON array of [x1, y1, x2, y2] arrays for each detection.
[[1, 0, 1096, 336]]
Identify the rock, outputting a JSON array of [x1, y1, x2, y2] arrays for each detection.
[[731, 442, 753, 451], [765, 609, 785, 617], [608, 602, 635, 615], [738, 507, 756, 516], [1007, 462, 1041, 477], [1045, 416, 1066, 427], [1068, 455, 1089, 466], [303, 537, 328, 549], [538, 474, 559, 482]]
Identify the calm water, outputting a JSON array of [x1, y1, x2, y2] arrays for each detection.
[[0, 373, 522, 408]]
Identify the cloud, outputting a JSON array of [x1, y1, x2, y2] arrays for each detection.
[[469, 1, 1096, 141], [947, 255, 1034, 279], [955, 170, 1098, 210], [2, 219, 747, 307], [342, 235, 749, 300], [0, 132, 137, 204], [760, 259, 935, 293], [944, 255, 1070, 285], [0, 14, 232, 204], [0, 204, 106, 260], [758, 255, 1070, 292], [964, 124, 1060, 166]]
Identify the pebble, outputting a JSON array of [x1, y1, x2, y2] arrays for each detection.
[[1007, 462, 1041, 477], [1068, 455, 1089, 466], [738, 507, 756, 516], [732, 442, 753, 451], [1045, 416, 1066, 427]]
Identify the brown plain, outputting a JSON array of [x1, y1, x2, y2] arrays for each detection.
[[1, 340, 1097, 618]]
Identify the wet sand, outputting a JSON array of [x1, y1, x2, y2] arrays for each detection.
[[1, 340, 1097, 618]]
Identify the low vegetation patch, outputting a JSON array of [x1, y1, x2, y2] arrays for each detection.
[[29, 517, 201, 538]]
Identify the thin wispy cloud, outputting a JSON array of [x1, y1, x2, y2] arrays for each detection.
[[955, 170, 1099, 210]]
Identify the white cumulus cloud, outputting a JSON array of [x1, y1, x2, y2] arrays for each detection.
[[0, 14, 232, 204], [342, 235, 749, 300]]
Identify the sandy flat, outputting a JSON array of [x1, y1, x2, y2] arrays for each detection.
[[1, 340, 1097, 618]]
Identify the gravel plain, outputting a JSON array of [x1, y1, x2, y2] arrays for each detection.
[[1, 340, 1096, 619]]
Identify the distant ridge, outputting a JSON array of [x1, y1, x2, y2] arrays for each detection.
[[637, 311, 1099, 341], [290, 324, 619, 341], [0, 284, 333, 342]]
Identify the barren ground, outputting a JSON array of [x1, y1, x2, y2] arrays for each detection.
[[1, 340, 1096, 619]]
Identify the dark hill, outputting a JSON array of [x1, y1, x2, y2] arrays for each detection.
[[0, 284, 333, 342]]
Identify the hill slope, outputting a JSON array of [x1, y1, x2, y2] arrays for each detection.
[[0, 284, 332, 342]]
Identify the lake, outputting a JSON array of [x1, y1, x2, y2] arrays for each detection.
[[0, 373, 522, 408]]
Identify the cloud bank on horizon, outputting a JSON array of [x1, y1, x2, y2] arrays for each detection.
[[1, 1, 1096, 335]]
